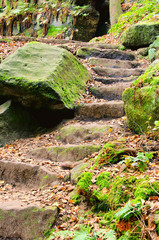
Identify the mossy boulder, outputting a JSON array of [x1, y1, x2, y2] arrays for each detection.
[[0, 42, 90, 109], [121, 22, 159, 49], [123, 60, 159, 133]]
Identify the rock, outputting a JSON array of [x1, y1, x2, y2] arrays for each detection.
[[29, 144, 101, 162], [0, 160, 57, 188], [148, 36, 159, 61], [136, 48, 148, 56], [94, 76, 137, 84], [73, 6, 99, 42], [71, 162, 90, 184], [60, 160, 84, 169], [58, 122, 108, 143], [76, 101, 124, 119], [123, 60, 159, 133], [90, 82, 132, 100], [121, 22, 159, 49], [0, 201, 58, 240], [92, 66, 144, 78], [76, 47, 135, 60], [0, 42, 90, 109], [89, 57, 140, 69]]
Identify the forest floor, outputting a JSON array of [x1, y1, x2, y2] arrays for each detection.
[[0, 35, 159, 240]]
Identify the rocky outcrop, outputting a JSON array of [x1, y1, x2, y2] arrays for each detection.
[[0, 42, 90, 110], [123, 60, 159, 133], [121, 22, 159, 49]]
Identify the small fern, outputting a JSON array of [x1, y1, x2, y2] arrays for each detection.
[[115, 201, 145, 221]]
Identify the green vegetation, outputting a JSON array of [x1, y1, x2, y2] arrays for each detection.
[[110, 0, 159, 37], [68, 141, 159, 239], [123, 60, 159, 133]]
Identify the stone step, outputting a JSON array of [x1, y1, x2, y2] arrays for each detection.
[[76, 47, 135, 60], [76, 101, 124, 119], [29, 144, 101, 162], [0, 201, 58, 240], [0, 160, 57, 188], [94, 76, 137, 84], [92, 66, 144, 78], [90, 82, 132, 100], [89, 57, 140, 69], [58, 122, 110, 144]]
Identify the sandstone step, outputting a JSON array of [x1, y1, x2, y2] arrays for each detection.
[[58, 122, 110, 144], [59, 43, 119, 54], [90, 82, 132, 100], [94, 76, 137, 84], [76, 47, 135, 60], [92, 66, 144, 78], [0, 160, 57, 188], [89, 57, 140, 69], [0, 200, 58, 240], [29, 144, 101, 162], [76, 101, 124, 119]]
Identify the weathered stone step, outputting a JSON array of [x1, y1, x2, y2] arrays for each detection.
[[94, 76, 137, 84], [76, 47, 135, 60], [92, 66, 144, 78], [89, 57, 140, 69], [90, 82, 132, 100], [76, 101, 124, 119], [58, 122, 110, 144], [0, 201, 58, 240], [29, 144, 101, 162], [0, 160, 57, 188]]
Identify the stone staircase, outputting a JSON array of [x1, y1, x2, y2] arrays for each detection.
[[0, 42, 146, 240], [75, 44, 145, 120]]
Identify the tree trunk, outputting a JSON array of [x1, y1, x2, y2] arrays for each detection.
[[109, 0, 122, 26]]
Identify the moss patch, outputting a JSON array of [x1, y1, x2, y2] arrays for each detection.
[[123, 60, 159, 133]]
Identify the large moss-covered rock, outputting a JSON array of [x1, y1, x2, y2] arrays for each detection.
[[123, 60, 159, 133], [0, 42, 90, 109], [121, 22, 159, 49]]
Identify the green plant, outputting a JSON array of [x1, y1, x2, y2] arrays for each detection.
[[119, 152, 153, 171], [115, 201, 145, 221], [50, 225, 116, 240]]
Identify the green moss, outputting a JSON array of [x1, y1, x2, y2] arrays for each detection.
[[121, 22, 159, 48], [77, 171, 92, 196], [95, 143, 125, 166], [108, 176, 136, 210], [123, 60, 159, 133], [71, 193, 81, 205], [135, 178, 159, 200], [96, 172, 111, 190]]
